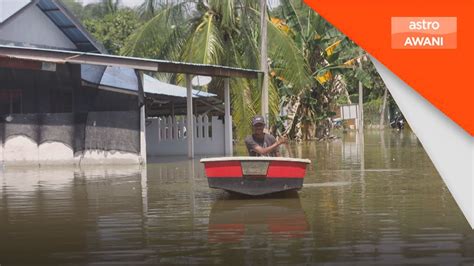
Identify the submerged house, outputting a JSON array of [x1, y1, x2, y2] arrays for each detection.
[[0, 0, 259, 165]]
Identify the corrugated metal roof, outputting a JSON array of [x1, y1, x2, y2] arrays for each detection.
[[36, 0, 105, 53], [143, 74, 216, 98], [82, 64, 216, 98], [0, 45, 262, 78]]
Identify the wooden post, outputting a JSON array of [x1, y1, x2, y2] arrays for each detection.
[[260, 0, 269, 126], [136, 70, 147, 165], [186, 74, 194, 159], [224, 78, 233, 156]]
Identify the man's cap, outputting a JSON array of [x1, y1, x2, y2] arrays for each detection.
[[252, 115, 265, 126]]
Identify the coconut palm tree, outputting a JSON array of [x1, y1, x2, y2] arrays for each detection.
[[121, 0, 311, 139]]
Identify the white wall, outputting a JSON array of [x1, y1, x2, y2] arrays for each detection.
[[1, 136, 140, 166], [0, 133, 3, 165], [0, 3, 77, 49], [341, 104, 359, 120], [75, 150, 140, 165], [3, 135, 39, 164], [1, 111, 142, 166], [146, 116, 225, 156]]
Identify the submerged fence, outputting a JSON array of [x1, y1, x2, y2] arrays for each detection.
[[146, 115, 225, 156]]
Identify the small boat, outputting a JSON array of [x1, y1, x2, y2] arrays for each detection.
[[200, 157, 311, 196]]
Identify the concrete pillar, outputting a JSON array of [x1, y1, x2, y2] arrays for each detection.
[[140, 105, 147, 164], [186, 74, 194, 159], [136, 70, 147, 165], [224, 78, 233, 156], [0, 133, 3, 165]]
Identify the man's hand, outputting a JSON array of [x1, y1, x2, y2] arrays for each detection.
[[277, 136, 288, 145]]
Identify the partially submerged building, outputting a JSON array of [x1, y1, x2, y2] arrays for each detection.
[[0, 0, 260, 165]]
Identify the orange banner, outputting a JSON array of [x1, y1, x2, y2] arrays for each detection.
[[304, 0, 474, 135]]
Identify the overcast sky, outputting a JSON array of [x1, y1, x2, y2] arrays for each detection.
[[80, 0, 142, 7], [79, 0, 280, 8]]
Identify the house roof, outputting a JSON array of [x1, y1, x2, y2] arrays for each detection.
[[36, 0, 106, 53], [82, 64, 216, 98], [0, 0, 105, 53], [144, 74, 216, 98], [0, 45, 262, 79], [0, 0, 260, 103]]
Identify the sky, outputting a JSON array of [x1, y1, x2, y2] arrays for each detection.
[[79, 0, 280, 8], [80, 0, 142, 7]]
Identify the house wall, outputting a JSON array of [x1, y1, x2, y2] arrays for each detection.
[[0, 3, 77, 50], [146, 115, 225, 156], [0, 2, 147, 165], [0, 123, 3, 164], [336, 104, 359, 130], [1, 112, 141, 165], [0, 64, 143, 165]]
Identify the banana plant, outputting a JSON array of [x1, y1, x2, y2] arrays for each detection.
[[272, 0, 377, 140]]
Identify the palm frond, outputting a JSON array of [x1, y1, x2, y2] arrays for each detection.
[[209, 0, 235, 30], [182, 12, 224, 65], [266, 13, 313, 92], [121, 2, 189, 57], [231, 78, 256, 139], [278, 0, 304, 36]]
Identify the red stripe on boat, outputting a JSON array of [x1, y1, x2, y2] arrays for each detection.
[[204, 161, 243, 178], [266, 161, 306, 178]]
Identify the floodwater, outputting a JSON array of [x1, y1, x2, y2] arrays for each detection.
[[1, 131, 473, 265]]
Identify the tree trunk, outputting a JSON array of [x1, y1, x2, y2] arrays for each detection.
[[260, 0, 269, 124], [283, 93, 302, 140], [379, 87, 388, 129]]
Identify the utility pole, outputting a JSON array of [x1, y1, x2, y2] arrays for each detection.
[[260, 0, 269, 125], [358, 51, 364, 133], [379, 87, 388, 129]]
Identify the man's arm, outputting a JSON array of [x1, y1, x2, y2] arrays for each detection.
[[252, 136, 287, 156]]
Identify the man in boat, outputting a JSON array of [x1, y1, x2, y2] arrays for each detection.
[[244, 115, 287, 157]]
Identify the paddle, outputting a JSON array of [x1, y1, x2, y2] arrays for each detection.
[[276, 128, 292, 158]]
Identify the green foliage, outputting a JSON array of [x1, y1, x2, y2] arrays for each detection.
[[335, 94, 350, 105], [60, 0, 84, 18], [364, 98, 384, 125], [345, 57, 388, 105], [62, 0, 121, 20], [271, 0, 394, 138], [84, 10, 140, 55], [121, 0, 311, 139], [64, 0, 394, 139]]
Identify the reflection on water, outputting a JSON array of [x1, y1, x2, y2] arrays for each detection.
[[1, 131, 473, 264], [209, 195, 309, 243], [207, 195, 313, 265]]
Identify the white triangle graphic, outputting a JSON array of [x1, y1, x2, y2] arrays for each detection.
[[371, 56, 473, 229]]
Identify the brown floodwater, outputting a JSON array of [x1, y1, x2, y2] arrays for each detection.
[[1, 130, 473, 265]]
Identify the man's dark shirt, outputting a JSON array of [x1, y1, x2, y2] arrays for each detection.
[[244, 133, 278, 157]]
